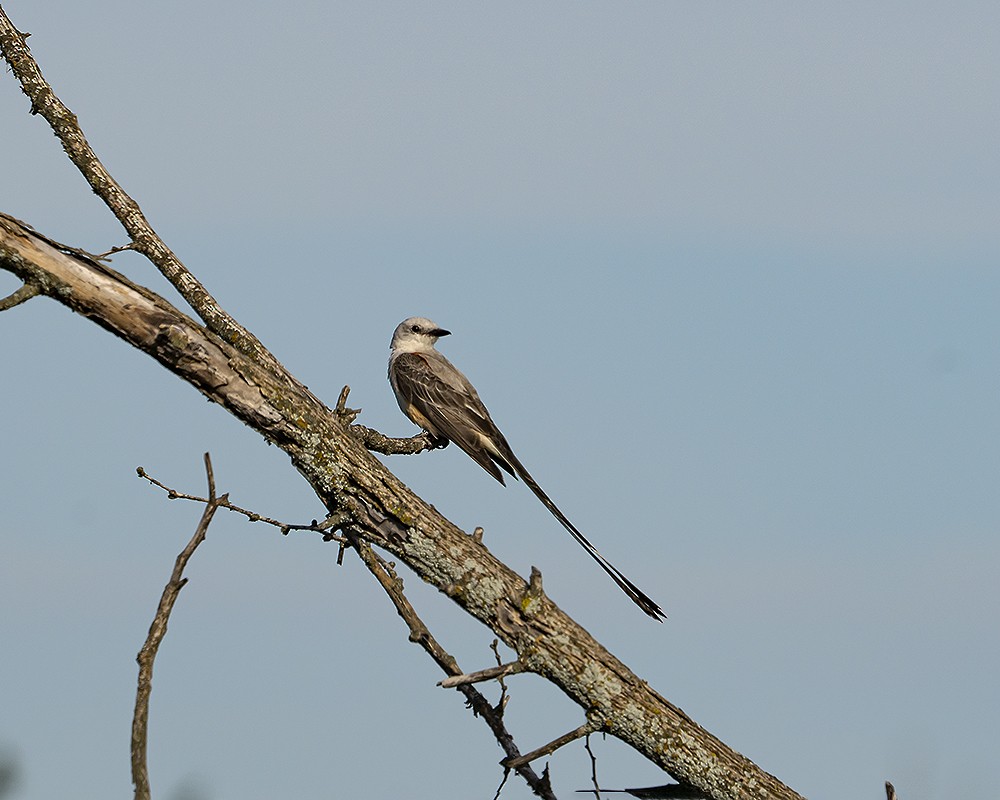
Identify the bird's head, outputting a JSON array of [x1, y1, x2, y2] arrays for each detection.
[[390, 317, 452, 353]]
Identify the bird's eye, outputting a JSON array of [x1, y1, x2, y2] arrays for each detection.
[[410, 324, 421, 333]]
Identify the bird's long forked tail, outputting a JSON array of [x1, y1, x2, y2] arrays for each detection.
[[510, 459, 666, 621]]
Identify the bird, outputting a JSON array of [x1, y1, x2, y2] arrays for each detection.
[[388, 316, 665, 621]]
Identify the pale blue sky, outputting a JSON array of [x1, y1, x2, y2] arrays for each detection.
[[2, 3, 998, 799]]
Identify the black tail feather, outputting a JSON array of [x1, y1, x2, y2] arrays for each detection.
[[510, 457, 666, 621]]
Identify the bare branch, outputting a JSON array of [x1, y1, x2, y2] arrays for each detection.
[[351, 424, 441, 455], [0, 9, 290, 375], [504, 722, 599, 770], [439, 660, 527, 688], [345, 530, 557, 800], [135, 466, 350, 543], [0, 280, 40, 311], [131, 454, 223, 800], [489, 639, 511, 715], [584, 734, 602, 800], [492, 769, 512, 800], [336, 385, 445, 455], [93, 243, 136, 259]]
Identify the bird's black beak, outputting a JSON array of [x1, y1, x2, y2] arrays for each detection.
[[432, 328, 451, 337]]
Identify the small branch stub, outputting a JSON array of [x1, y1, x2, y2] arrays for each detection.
[[0, 280, 41, 311], [438, 660, 527, 688], [503, 721, 598, 770]]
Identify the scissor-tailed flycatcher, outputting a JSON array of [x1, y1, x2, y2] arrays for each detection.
[[388, 316, 665, 621]]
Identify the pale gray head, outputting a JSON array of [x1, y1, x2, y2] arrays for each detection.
[[390, 316, 452, 354]]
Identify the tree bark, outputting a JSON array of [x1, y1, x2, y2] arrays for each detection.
[[0, 213, 805, 800]]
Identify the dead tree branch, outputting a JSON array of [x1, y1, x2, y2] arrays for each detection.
[[1, 10, 805, 798], [439, 660, 528, 688], [337, 385, 444, 455], [135, 466, 351, 542], [584, 734, 604, 800], [135, 464, 553, 797], [351, 423, 442, 455], [504, 722, 599, 771], [0, 279, 40, 311], [345, 530, 557, 799], [131, 453, 223, 800], [0, 9, 291, 377], [0, 174, 802, 800]]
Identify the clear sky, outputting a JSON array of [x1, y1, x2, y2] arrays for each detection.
[[2, 3, 998, 799]]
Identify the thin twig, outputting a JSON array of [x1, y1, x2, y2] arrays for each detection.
[[439, 660, 527, 688], [131, 454, 223, 800], [345, 531, 556, 800], [503, 722, 599, 771], [490, 640, 511, 716], [135, 466, 350, 543], [94, 242, 136, 259], [584, 734, 602, 800], [492, 768, 512, 800], [0, 281, 40, 311]]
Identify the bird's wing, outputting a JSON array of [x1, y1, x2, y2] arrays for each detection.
[[391, 352, 517, 485]]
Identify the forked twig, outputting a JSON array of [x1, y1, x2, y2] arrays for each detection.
[[0, 8, 290, 374], [131, 453, 223, 800]]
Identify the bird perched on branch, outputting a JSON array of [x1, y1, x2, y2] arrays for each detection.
[[388, 316, 665, 621]]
